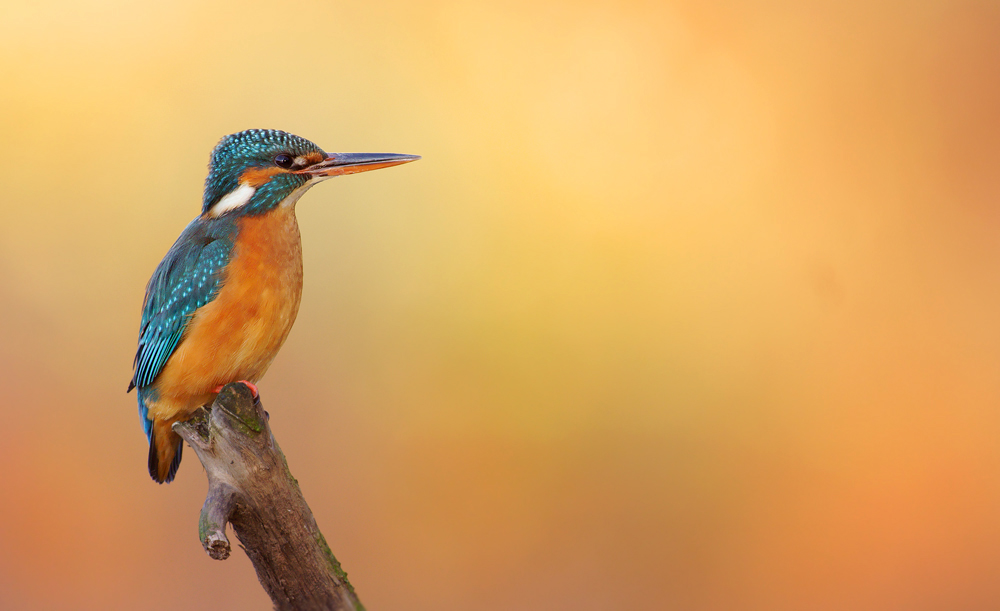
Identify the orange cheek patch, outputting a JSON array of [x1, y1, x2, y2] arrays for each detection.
[[304, 152, 325, 165], [240, 166, 285, 187]]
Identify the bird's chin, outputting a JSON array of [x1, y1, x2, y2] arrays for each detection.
[[279, 180, 323, 209]]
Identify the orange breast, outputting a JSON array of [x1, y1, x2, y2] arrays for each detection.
[[149, 205, 304, 419]]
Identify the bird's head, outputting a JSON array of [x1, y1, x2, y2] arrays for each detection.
[[202, 129, 419, 217]]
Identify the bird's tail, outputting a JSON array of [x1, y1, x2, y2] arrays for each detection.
[[149, 418, 183, 483]]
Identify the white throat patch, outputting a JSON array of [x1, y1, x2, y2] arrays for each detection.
[[279, 176, 329, 209], [210, 183, 256, 217]]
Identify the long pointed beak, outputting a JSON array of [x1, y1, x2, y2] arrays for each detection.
[[302, 152, 421, 178]]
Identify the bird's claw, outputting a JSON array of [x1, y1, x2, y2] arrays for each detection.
[[213, 380, 259, 399]]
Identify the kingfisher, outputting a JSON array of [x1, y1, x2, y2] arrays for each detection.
[[129, 129, 419, 483]]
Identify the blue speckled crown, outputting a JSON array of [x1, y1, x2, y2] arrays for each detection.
[[202, 129, 326, 213]]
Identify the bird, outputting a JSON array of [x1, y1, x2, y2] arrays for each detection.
[[129, 129, 419, 483]]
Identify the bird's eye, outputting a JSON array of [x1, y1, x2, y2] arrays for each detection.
[[274, 154, 294, 169]]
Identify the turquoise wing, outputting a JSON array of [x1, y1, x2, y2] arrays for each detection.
[[130, 216, 237, 396]]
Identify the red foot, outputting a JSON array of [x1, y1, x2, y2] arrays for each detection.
[[213, 380, 259, 398]]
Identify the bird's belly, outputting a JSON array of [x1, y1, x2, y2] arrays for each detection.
[[150, 206, 303, 418]]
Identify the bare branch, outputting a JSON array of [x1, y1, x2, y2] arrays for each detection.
[[174, 383, 362, 611]]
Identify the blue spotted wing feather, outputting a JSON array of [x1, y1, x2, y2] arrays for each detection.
[[130, 217, 237, 437]]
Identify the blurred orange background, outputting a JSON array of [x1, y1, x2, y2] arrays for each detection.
[[2, 1, 1000, 609]]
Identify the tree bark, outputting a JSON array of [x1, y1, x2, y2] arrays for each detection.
[[173, 383, 363, 611]]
